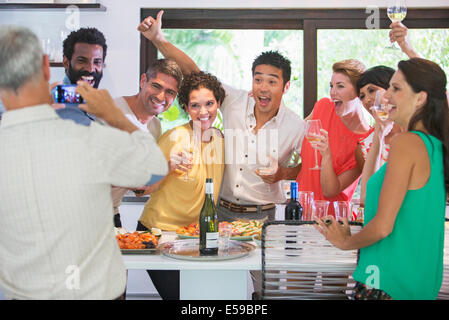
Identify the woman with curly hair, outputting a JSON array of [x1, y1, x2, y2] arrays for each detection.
[[136, 71, 225, 300]]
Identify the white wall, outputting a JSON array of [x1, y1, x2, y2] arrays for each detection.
[[0, 0, 448, 99]]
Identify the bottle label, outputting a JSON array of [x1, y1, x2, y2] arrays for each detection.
[[205, 182, 214, 195], [206, 232, 219, 249]]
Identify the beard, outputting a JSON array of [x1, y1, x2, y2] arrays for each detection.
[[67, 63, 103, 89]]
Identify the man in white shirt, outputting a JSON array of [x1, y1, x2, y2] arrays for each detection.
[[111, 58, 183, 228], [139, 13, 306, 300], [139, 11, 306, 222], [0, 26, 168, 299]]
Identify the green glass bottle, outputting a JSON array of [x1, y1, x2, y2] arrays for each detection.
[[199, 178, 219, 255]]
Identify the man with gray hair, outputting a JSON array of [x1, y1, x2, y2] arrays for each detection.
[[0, 25, 168, 299]]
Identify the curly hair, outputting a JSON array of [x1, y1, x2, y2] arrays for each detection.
[[63, 28, 107, 61], [177, 71, 225, 110]]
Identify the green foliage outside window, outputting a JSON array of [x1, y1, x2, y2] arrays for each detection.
[[317, 28, 449, 101], [157, 29, 303, 134]]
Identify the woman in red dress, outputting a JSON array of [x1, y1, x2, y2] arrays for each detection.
[[297, 59, 372, 216]]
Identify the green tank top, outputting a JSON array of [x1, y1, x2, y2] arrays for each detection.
[[353, 131, 446, 300]]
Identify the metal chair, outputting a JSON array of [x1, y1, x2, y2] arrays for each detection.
[[261, 220, 362, 300]]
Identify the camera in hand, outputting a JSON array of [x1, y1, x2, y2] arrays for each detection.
[[54, 85, 84, 104]]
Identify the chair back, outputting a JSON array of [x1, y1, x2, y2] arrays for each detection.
[[261, 220, 361, 300]]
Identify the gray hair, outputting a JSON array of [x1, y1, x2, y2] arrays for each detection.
[[0, 25, 44, 92]]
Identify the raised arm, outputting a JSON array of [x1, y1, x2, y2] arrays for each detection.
[[389, 21, 421, 59], [138, 10, 200, 76]]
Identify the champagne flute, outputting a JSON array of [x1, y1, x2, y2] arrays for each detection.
[[306, 119, 323, 170], [386, 0, 407, 50]]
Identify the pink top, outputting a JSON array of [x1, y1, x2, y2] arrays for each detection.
[[297, 98, 371, 216]]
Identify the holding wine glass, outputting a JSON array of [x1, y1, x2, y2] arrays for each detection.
[[181, 146, 194, 181], [372, 90, 390, 121], [386, 0, 407, 50], [306, 119, 323, 170], [255, 152, 278, 192]]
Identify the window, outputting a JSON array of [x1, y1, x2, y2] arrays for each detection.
[[317, 28, 449, 100], [140, 8, 449, 122], [156, 29, 303, 132]]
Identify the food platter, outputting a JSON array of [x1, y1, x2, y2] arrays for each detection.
[[115, 228, 162, 254], [175, 220, 262, 241], [159, 239, 255, 261]]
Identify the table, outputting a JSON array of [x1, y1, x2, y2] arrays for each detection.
[[122, 232, 261, 300]]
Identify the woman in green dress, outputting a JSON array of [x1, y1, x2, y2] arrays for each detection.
[[315, 58, 449, 300]]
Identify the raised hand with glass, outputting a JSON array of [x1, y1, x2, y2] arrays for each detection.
[[386, 0, 407, 50]]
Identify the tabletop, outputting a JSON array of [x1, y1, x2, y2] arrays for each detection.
[[122, 231, 261, 271]]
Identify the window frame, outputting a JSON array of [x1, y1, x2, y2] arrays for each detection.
[[140, 8, 449, 118]]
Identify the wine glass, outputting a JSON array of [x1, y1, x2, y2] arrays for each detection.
[[306, 119, 323, 170], [386, 0, 407, 50], [373, 89, 396, 122], [181, 146, 194, 181], [255, 152, 278, 192], [284, 148, 301, 168], [373, 90, 389, 121]]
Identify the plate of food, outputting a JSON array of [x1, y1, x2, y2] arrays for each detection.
[[115, 227, 162, 254], [176, 220, 263, 241]]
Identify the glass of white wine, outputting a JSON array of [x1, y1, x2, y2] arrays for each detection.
[[181, 146, 194, 181], [306, 119, 323, 170], [373, 90, 390, 121], [255, 152, 278, 192], [386, 0, 407, 50]]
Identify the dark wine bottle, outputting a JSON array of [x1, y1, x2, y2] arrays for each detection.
[[199, 178, 219, 255], [285, 182, 303, 220]]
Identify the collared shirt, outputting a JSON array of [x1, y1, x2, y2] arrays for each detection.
[[53, 75, 97, 126], [0, 105, 167, 299], [110, 97, 162, 214], [219, 84, 306, 205]]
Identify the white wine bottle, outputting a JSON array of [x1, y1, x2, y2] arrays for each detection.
[[199, 178, 219, 255]]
